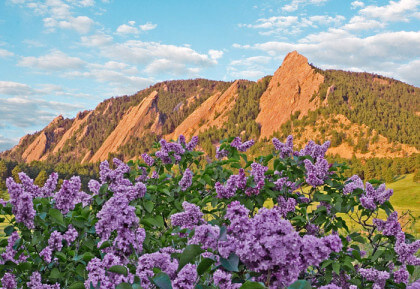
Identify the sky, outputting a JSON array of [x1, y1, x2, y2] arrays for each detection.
[[0, 0, 419, 151]]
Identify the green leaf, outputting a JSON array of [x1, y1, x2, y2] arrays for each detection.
[[371, 249, 384, 262], [4, 225, 15, 236], [17, 262, 32, 271], [197, 258, 215, 275], [143, 201, 154, 213], [220, 253, 239, 272], [332, 262, 340, 275], [82, 252, 96, 262], [177, 244, 203, 271], [151, 272, 173, 289], [49, 268, 62, 279], [49, 208, 65, 226], [142, 216, 164, 228], [98, 240, 112, 250], [288, 280, 312, 289], [69, 282, 86, 289], [116, 283, 133, 289], [108, 265, 128, 276], [407, 265, 415, 275], [239, 281, 266, 289]]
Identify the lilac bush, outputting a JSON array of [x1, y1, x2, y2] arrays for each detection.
[[0, 135, 418, 288]]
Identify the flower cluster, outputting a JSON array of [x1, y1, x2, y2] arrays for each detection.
[[230, 137, 255, 152], [359, 268, 390, 289], [304, 158, 330, 187], [273, 135, 294, 158], [360, 183, 393, 210], [136, 251, 178, 289], [170, 201, 204, 230], [179, 168, 193, 191], [27, 272, 60, 289], [54, 176, 90, 214], [86, 253, 134, 289], [215, 168, 247, 199]]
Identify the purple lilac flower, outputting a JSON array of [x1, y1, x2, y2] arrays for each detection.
[[54, 176, 83, 214], [277, 196, 296, 217], [85, 253, 134, 289], [304, 158, 330, 187], [299, 140, 330, 161], [360, 182, 393, 210], [343, 175, 364, 195], [221, 201, 342, 288], [18, 172, 42, 197], [188, 224, 220, 250], [251, 162, 267, 186], [172, 264, 197, 289], [155, 139, 185, 164], [216, 146, 229, 159], [186, 136, 199, 151], [27, 272, 60, 289], [407, 279, 420, 289], [395, 232, 420, 266], [170, 201, 204, 230], [48, 231, 63, 251], [317, 201, 332, 214], [359, 268, 390, 289], [216, 169, 247, 199], [306, 223, 320, 235], [373, 212, 401, 236], [1, 231, 20, 264], [272, 135, 294, 158], [179, 168, 193, 191], [136, 252, 178, 289], [40, 246, 53, 263], [41, 172, 58, 197], [141, 153, 155, 166], [6, 177, 36, 229], [213, 269, 241, 289], [394, 266, 409, 284], [319, 285, 341, 289], [178, 135, 186, 146], [1, 273, 17, 289], [88, 179, 101, 195], [151, 171, 159, 179], [0, 199, 8, 206], [96, 192, 142, 255], [230, 137, 254, 152], [63, 225, 78, 245], [274, 176, 298, 193]]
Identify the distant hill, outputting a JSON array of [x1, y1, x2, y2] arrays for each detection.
[[2, 51, 419, 164]]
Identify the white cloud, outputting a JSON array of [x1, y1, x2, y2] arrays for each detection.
[[234, 30, 420, 86], [80, 33, 113, 47], [397, 59, 420, 85], [208, 49, 224, 60], [343, 16, 385, 31], [0, 81, 34, 95], [0, 48, 14, 58], [282, 0, 328, 12], [100, 40, 218, 72], [18, 50, 86, 71], [116, 23, 139, 35], [230, 56, 271, 67], [0, 96, 82, 129], [139, 22, 157, 31], [0, 135, 19, 152], [360, 0, 420, 22], [240, 14, 345, 36], [228, 68, 266, 79], [309, 15, 346, 26], [44, 15, 94, 34], [351, 1, 365, 9]]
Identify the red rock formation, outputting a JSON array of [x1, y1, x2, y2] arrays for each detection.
[[256, 51, 324, 139]]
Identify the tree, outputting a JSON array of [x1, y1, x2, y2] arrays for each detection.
[[0, 159, 7, 191], [11, 164, 23, 183], [34, 170, 48, 187]]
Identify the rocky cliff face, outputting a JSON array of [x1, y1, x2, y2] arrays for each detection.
[[170, 80, 245, 139], [90, 91, 161, 163], [256, 51, 324, 139], [2, 51, 418, 163]]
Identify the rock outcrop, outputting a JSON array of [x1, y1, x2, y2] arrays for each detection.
[[170, 80, 243, 139], [89, 91, 160, 162], [256, 51, 324, 139]]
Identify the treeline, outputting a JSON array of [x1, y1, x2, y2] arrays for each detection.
[[198, 77, 271, 156], [316, 70, 420, 148]]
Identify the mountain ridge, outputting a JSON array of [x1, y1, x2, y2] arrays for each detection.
[[2, 51, 419, 163]]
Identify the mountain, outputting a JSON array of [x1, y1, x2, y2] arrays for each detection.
[[1, 51, 419, 164]]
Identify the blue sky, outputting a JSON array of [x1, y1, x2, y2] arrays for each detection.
[[0, 0, 419, 151]]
